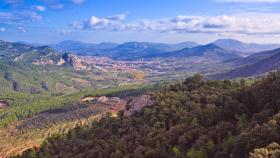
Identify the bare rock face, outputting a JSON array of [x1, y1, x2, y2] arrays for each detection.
[[32, 59, 54, 66], [57, 58, 66, 66], [61, 53, 86, 70], [124, 95, 154, 117], [81, 96, 109, 103], [0, 100, 8, 109]]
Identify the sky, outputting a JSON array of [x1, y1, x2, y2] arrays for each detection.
[[0, 0, 280, 44]]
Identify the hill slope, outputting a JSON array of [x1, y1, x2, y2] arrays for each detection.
[[214, 39, 280, 56], [0, 84, 152, 157], [223, 48, 280, 68], [51, 40, 118, 55], [50, 41, 199, 59], [151, 43, 240, 61], [0, 40, 142, 94], [214, 48, 280, 79], [17, 72, 280, 158]]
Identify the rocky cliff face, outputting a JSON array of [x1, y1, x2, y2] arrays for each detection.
[[0, 100, 8, 109], [32, 59, 54, 66], [60, 53, 86, 70], [124, 95, 154, 117]]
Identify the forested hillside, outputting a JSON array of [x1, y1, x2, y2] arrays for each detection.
[[0, 40, 146, 95], [0, 84, 154, 157], [213, 48, 280, 79], [17, 72, 280, 158]]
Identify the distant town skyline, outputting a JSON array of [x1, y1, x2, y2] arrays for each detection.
[[0, 0, 280, 44]]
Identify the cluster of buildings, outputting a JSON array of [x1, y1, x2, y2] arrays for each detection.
[[80, 56, 146, 73]]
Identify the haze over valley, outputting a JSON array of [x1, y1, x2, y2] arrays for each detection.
[[1, 0, 280, 158]]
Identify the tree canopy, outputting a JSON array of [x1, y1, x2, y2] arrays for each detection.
[[17, 72, 280, 158]]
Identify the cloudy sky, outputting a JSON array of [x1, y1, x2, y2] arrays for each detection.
[[0, 0, 280, 44]]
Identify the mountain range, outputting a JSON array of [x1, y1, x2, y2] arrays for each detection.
[[51, 40, 119, 55], [49, 39, 280, 60], [2, 38, 280, 83], [148, 43, 240, 61], [2, 38, 280, 157], [0, 40, 102, 94], [52, 41, 238, 61], [0, 40, 84, 68], [213, 39, 280, 56], [50, 40, 199, 58], [213, 48, 280, 79]]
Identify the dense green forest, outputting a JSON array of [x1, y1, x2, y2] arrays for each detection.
[[0, 84, 152, 128], [17, 72, 280, 158]]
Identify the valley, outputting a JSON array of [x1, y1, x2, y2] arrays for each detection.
[[1, 38, 280, 158], [1, 1, 280, 157]]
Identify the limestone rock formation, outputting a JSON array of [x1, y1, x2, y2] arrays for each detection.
[[61, 53, 86, 70], [124, 95, 154, 117]]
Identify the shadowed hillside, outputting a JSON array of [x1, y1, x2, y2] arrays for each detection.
[[214, 48, 280, 79]]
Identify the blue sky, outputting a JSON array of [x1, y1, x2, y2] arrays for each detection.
[[0, 0, 280, 44]]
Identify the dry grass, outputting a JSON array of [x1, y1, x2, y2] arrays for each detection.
[[0, 114, 104, 158], [71, 78, 90, 86]]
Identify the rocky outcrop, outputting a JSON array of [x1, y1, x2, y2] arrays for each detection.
[[98, 96, 109, 102], [57, 58, 66, 66], [81, 96, 109, 103], [0, 100, 8, 109], [60, 53, 86, 70], [32, 59, 54, 65], [250, 142, 280, 158], [14, 54, 24, 61], [124, 95, 154, 117]]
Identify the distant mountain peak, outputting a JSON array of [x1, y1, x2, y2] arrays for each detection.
[[58, 40, 91, 45], [37, 45, 52, 50], [214, 39, 243, 44], [117, 42, 151, 49], [156, 42, 239, 61], [14, 41, 45, 47], [213, 48, 280, 79], [202, 43, 222, 49], [214, 38, 280, 56], [190, 43, 225, 52]]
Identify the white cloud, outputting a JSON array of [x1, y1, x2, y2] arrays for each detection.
[[82, 14, 127, 30], [74, 13, 280, 36], [0, 10, 42, 24], [33, 5, 46, 11], [0, 28, 5, 32], [17, 27, 26, 33], [107, 14, 127, 21], [71, 21, 83, 29]]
